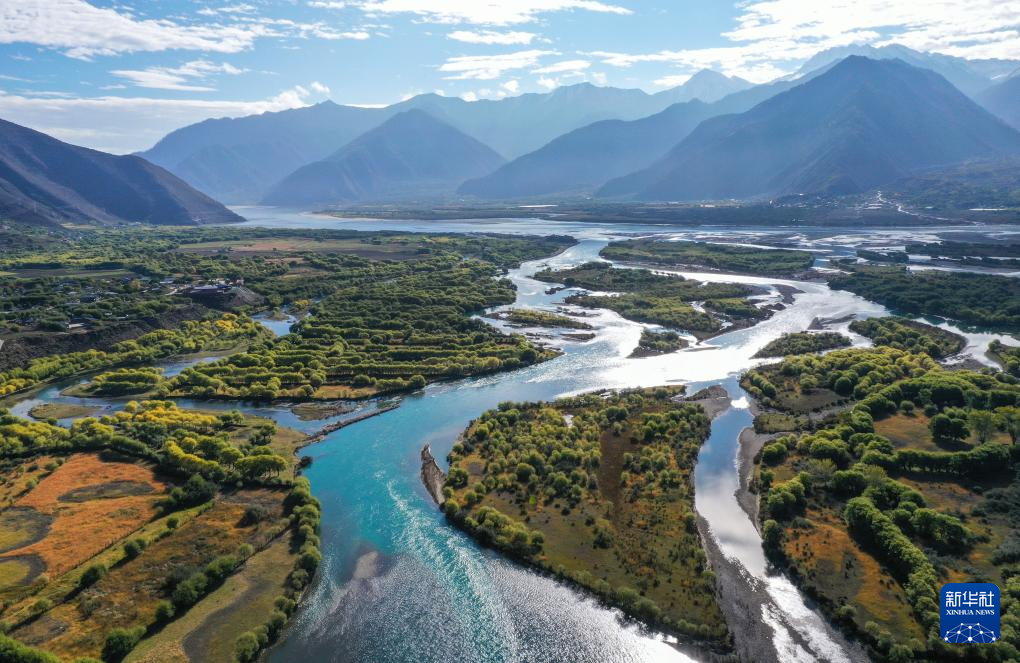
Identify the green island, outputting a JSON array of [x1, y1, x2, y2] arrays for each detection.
[[599, 238, 815, 276], [488, 308, 593, 330], [829, 266, 1020, 329], [849, 317, 966, 359], [753, 332, 851, 358], [533, 261, 768, 340], [442, 387, 730, 648], [744, 344, 1020, 661], [631, 329, 687, 357], [0, 400, 317, 663], [990, 341, 1020, 377]]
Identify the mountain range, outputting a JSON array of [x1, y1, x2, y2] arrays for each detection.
[[598, 57, 1020, 201], [262, 110, 505, 206], [0, 118, 241, 226], [139, 70, 764, 204], [979, 72, 1020, 131]]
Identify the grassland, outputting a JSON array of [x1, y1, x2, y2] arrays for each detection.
[[443, 388, 730, 648], [600, 239, 815, 276], [0, 400, 320, 663], [749, 347, 1020, 661]]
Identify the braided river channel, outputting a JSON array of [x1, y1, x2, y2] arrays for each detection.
[[14, 209, 1020, 663]]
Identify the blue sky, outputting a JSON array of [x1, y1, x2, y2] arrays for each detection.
[[2, 0, 1019, 153]]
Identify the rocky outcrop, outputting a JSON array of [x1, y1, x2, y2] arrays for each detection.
[[420, 445, 446, 507]]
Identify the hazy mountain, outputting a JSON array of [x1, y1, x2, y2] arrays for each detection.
[[458, 100, 720, 199], [0, 118, 242, 226], [141, 83, 715, 204], [457, 68, 840, 200], [651, 70, 753, 105], [262, 110, 505, 206], [141, 101, 385, 204], [795, 44, 1018, 96], [395, 83, 679, 160], [599, 57, 1020, 202], [978, 73, 1020, 130]]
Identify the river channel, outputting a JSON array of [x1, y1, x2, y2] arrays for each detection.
[[11, 209, 1020, 663]]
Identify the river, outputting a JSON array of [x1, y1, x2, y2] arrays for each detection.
[[10, 209, 1020, 663]]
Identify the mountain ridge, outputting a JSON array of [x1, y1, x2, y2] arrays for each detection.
[[262, 109, 505, 206], [598, 56, 1020, 201], [0, 118, 242, 226]]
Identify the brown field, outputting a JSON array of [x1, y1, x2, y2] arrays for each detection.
[[782, 510, 923, 641], [876, 412, 1013, 450], [0, 456, 57, 510], [1, 453, 165, 576], [9, 488, 290, 660], [177, 238, 425, 261], [126, 535, 297, 663]]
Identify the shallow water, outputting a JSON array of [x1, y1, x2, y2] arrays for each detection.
[[11, 210, 1020, 662]]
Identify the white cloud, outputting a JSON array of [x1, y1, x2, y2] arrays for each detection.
[[501, 79, 520, 93], [587, 1, 1020, 84], [536, 75, 559, 90], [447, 30, 536, 45], [439, 49, 557, 79], [0, 0, 278, 59], [308, 1, 348, 8], [653, 73, 691, 88], [0, 0, 373, 60], [197, 4, 258, 16], [310, 80, 331, 94], [532, 59, 590, 74], [356, 0, 631, 26], [590, 71, 607, 85], [110, 60, 245, 92], [461, 90, 478, 101], [0, 84, 329, 154]]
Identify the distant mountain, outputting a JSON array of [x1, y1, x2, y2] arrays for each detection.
[[979, 73, 1020, 130], [141, 101, 384, 204], [262, 110, 505, 206], [599, 57, 1020, 202], [141, 83, 716, 204], [459, 99, 720, 199], [795, 44, 1018, 97], [0, 118, 241, 226], [652, 70, 753, 105]]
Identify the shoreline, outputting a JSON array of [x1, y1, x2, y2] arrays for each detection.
[[303, 403, 400, 444], [419, 445, 447, 507]]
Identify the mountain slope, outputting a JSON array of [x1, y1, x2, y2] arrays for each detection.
[[458, 99, 720, 199], [652, 70, 753, 105], [599, 57, 1020, 202], [0, 118, 242, 226], [141, 83, 709, 204], [795, 44, 1018, 97], [979, 73, 1020, 130], [141, 101, 385, 203], [262, 110, 505, 206]]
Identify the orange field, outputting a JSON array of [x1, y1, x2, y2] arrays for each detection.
[[1, 453, 165, 576]]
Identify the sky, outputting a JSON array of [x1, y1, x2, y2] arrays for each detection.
[[2, 0, 1020, 154]]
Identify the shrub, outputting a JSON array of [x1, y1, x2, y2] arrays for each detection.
[[235, 632, 260, 663], [154, 600, 175, 623], [123, 538, 146, 560], [77, 563, 107, 590], [102, 626, 145, 662]]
